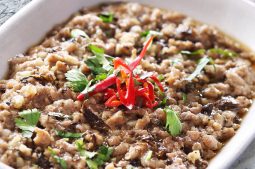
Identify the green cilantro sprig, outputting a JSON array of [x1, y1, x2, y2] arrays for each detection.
[[15, 109, 41, 138], [48, 147, 67, 169], [99, 13, 114, 23], [75, 139, 113, 169], [164, 107, 182, 136], [65, 69, 88, 92], [85, 45, 113, 75], [55, 130, 83, 138]]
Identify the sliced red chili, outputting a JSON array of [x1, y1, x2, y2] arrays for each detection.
[[129, 36, 154, 71], [105, 95, 122, 107], [146, 81, 155, 101], [104, 88, 116, 100], [113, 57, 132, 73], [94, 74, 117, 93], [116, 78, 126, 103], [150, 75, 164, 92], [123, 74, 135, 109]]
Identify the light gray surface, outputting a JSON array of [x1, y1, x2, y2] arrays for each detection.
[[0, 0, 255, 169]]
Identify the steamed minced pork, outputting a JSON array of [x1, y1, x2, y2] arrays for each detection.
[[0, 2, 255, 169]]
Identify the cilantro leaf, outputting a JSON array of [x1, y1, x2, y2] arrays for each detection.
[[55, 130, 83, 138], [99, 13, 114, 23], [186, 57, 210, 81], [157, 74, 165, 82], [65, 69, 88, 92], [75, 139, 85, 151], [48, 147, 67, 169], [95, 73, 108, 81], [182, 93, 187, 103], [15, 109, 41, 138], [208, 48, 237, 58], [71, 29, 89, 39], [164, 107, 182, 136], [85, 45, 113, 75], [141, 30, 162, 38], [144, 150, 153, 161], [75, 140, 113, 169], [180, 49, 206, 56]]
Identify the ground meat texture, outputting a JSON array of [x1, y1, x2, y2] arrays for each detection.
[[0, 2, 255, 169]]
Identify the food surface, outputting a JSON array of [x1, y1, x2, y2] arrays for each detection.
[[0, 2, 255, 169]]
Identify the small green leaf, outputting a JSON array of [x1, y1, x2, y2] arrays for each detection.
[[85, 45, 113, 75], [186, 57, 210, 81], [80, 80, 95, 96], [71, 29, 89, 39], [164, 107, 182, 136], [141, 30, 150, 37], [15, 109, 41, 138], [181, 49, 206, 56], [48, 147, 67, 169], [158, 74, 164, 81], [75, 139, 85, 151], [55, 130, 83, 138], [159, 97, 167, 107], [182, 93, 187, 103], [209, 48, 237, 58], [86, 159, 98, 169], [99, 13, 114, 23], [65, 69, 88, 92], [95, 73, 108, 81], [77, 144, 113, 169], [141, 30, 162, 38], [144, 150, 153, 161]]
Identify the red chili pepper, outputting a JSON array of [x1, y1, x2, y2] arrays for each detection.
[[129, 36, 154, 71], [105, 95, 122, 107], [116, 78, 126, 103], [123, 74, 135, 109], [104, 88, 116, 100], [113, 57, 132, 73], [94, 74, 117, 92], [146, 81, 155, 101], [77, 93, 85, 101], [77, 74, 117, 101], [150, 75, 164, 92]]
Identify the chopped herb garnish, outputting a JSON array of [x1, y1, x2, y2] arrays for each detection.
[[99, 13, 114, 23], [55, 130, 83, 138], [71, 29, 89, 39], [65, 69, 88, 92], [181, 49, 206, 56], [141, 30, 162, 38], [144, 150, 153, 161], [158, 74, 164, 81], [48, 147, 67, 169], [95, 73, 108, 81], [164, 107, 182, 136], [15, 109, 41, 138], [75, 139, 85, 151], [186, 57, 210, 81], [159, 97, 167, 107], [75, 140, 113, 169], [85, 45, 113, 75], [141, 30, 150, 37], [182, 93, 187, 103], [209, 48, 237, 58]]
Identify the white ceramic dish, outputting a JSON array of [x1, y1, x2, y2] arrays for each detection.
[[0, 0, 255, 169]]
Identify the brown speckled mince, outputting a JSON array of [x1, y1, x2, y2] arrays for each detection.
[[0, 2, 255, 169]]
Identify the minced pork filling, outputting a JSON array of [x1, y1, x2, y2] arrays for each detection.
[[0, 2, 255, 169]]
